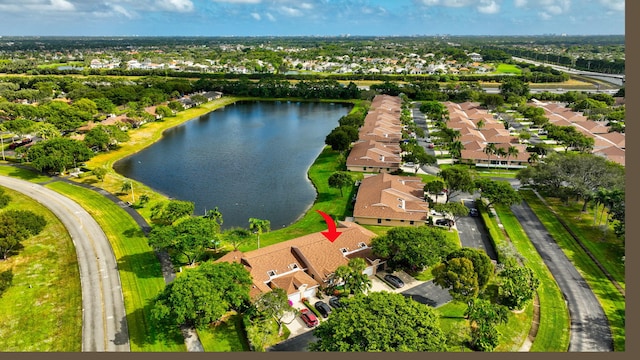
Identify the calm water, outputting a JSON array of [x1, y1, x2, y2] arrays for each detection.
[[114, 101, 350, 229]]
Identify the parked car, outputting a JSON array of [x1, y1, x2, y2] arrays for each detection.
[[314, 301, 332, 318], [435, 218, 455, 227], [328, 296, 343, 309], [299, 308, 319, 327], [384, 274, 405, 288], [469, 208, 479, 217]]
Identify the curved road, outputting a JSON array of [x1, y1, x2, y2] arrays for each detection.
[[0, 175, 130, 351], [510, 200, 612, 351]]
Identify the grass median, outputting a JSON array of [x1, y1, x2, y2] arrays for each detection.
[[520, 190, 625, 351], [494, 203, 570, 352]]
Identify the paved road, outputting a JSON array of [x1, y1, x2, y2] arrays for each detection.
[[456, 199, 498, 261], [0, 175, 130, 352], [510, 200, 613, 352]]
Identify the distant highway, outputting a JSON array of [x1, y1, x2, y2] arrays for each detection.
[[511, 56, 625, 86]]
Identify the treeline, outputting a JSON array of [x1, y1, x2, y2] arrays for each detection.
[[483, 45, 625, 75], [0, 65, 569, 84]]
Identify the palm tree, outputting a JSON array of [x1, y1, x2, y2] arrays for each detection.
[[249, 218, 271, 249], [121, 180, 134, 203], [495, 147, 507, 169], [527, 152, 540, 165], [476, 119, 485, 130], [507, 146, 519, 167], [483, 143, 496, 168], [448, 140, 463, 159]]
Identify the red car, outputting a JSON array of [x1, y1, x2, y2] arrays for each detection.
[[299, 308, 319, 327]]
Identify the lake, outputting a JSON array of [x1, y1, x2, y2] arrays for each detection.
[[113, 101, 351, 229]]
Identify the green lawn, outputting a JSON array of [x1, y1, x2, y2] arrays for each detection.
[[520, 190, 625, 351], [0, 187, 82, 351], [0, 164, 52, 183], [494, 203, 570, 352], [198, 313, 251, 352], [44, 181, 185, 352], [541, 196, 625, 291], [493, 64, 522, 75]]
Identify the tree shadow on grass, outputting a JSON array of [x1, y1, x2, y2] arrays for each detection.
[[117, 251, 164, 279], [127, 299, 185, 351]]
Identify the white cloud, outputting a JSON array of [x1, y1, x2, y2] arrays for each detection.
[[210, 0, 262, 4], [265, 12, 276, 21], [599, 0, 624, 11], [299, 2, 313, 10], [51, 0, 75, 11], [538, 11, 551, 20], [477, 0, 499, 14], [250, 12, 261, 20], [418, 0, 501, 14], [112, 4, 136, 18], [279, 5, 302, 16], [157, 0, 194, 13], [514, 0, 527, 7]]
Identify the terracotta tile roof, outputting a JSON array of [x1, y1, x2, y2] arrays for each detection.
[[593, 146, 625, 166], [347, 140, 402, 169], [353, 173, 428, 222], [216, 222, 379, 299], [598, 132, 625, 148], [573, 120, 610, 134]]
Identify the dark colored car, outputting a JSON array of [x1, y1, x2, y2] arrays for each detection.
[[299, 308, 319, 327], [384, 274, 405, 288], [469, 208, 479, 217], [328, 296, 343, 309], [435, 218, 455, 227], [314, 301, 332, 318]]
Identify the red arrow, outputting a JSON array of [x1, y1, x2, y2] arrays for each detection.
[[316, 210, 342, 242]]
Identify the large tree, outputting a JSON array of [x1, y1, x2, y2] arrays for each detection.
[[26, 137, 94, 174], [372, 226, 457, 272], [446, 248, 494, 291], [432, 257, 479, 304], [147, 216, 217, 265], [330, 257, 371, 296], [310, 292, 447, 352], [424, 179, 446, 204], [0, 209, 47, 259], [151, 261, 252, 328], [475, 178, 522, 208], [328, 171, 352, 197], [254, 288, 292, 337], [150, 199, 195, 225], [497, 260, 539, 310], [465, 298, 509, 352], [438, 166, 476, 203]]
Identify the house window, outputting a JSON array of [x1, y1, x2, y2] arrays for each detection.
[[377, 219, 382, 224], [386, 219, 391, 222], [400, 220, 405, 222], [410, 221, 414, 225], [267, 270, 276, 277]]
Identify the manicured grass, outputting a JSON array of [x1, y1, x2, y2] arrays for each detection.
[[44, 181, 185, 352], [198, 313, 250, 352], [520, 190, 626, 351], [493, 64, 522, 75], [542, 196, 625, 291], [0, 164, 53, 183], [0, 187, 82, 351], [494, 203, 570, 352]]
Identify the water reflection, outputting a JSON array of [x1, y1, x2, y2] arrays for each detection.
[[114, 101, 350, 229]]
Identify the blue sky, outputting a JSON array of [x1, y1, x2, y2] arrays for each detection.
[[0, 0, 625, 37]]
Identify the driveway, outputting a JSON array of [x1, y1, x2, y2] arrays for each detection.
[[0, 175, 130, 351], [510, 201, 613, 351], [456, 198, 498, 260]]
